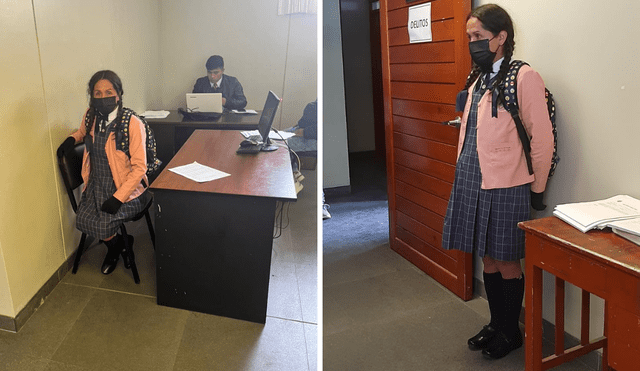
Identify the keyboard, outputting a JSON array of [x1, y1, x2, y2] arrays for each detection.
[[236, 143, 262, 154]]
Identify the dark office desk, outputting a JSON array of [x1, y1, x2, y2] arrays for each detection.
[[145, 110, 260, 179], [149, 130, 296, 323]]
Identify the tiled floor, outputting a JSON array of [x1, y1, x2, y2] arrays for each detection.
[[0, 169, 317, 371]]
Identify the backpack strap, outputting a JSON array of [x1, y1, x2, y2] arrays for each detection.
[[114, 108, 150, 188], [502, 60, 534, 176]]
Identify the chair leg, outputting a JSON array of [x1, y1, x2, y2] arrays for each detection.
[[144, 210, 156, 250], [119, 225, 140, 284], [72, 233, 88, 274]]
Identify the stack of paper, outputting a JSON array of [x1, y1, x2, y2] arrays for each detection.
[[240, 130, 295, 141], [141, 110, 170, 119], [608, 218, 640, 245], [553, 195, 640, 241]]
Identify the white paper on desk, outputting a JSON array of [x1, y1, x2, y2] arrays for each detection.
[[232, 109, 258, 114], [141, 110, 170, 118], [168, 161, 230, 183], [553, 195, 640, 232], [607, 217, 640, 237], [240, 130, 295, 140]]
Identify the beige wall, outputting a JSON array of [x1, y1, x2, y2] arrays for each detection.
[[475, 0, 640, 340], [0, 0, 161, 318], [0, 0, 315, 319], [158, 0, 317, 129]]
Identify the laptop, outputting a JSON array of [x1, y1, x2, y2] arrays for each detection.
[[236, 91, 281, 154], [186, 93, 223, 113]]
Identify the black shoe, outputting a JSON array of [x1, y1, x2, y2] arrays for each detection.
[[468, 325, 497, 351], [101, 239, 120, 275], [481, 331, 523, 359], [121, 235, 135, 269]]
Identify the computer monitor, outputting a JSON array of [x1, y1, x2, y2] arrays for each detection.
[[257, 91, 281, 152]]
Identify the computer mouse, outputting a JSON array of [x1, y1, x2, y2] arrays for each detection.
[[240, 139, 259, 147]]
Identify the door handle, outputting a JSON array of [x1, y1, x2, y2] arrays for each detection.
[[442, 116, 461, 127]]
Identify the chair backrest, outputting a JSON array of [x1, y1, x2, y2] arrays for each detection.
[[57, 142, 85, 213]]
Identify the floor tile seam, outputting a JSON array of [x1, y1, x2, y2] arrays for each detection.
[[300, 319, 314, 371], [61, 281, 156, 299], [266, 315, 317, 326], [293, 262, 312, 324], [46, 285, 101, 364], [165, 311, 190, 371]]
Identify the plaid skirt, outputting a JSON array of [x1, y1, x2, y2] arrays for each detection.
[[441, 80, 530, 261], [76, 119, 146, 240]]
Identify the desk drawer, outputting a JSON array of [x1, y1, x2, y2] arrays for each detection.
[[537, 240, 608, 297], [609, 303, 640, 370]]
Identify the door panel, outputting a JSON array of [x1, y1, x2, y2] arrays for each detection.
[[380, 0, 473, 300]]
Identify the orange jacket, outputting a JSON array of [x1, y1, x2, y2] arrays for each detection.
[[457, 64, 554, 193], [70, 110, 148, 203]]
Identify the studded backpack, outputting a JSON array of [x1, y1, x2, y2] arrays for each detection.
[[84, 108, 162, 179], [502, 60, 559, 178]]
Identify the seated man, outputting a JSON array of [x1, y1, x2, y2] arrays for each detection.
[[192, 55, 247, 111], [286, 99, 317, 170], [286, 100, 317, 194]]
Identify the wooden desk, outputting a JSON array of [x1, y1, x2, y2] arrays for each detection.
[[150, 130, 296, 323], [146, 110, 260, 179], [519, 217, 640, 371]]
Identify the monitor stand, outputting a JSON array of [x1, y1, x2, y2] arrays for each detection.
[[260, 138, 279, 152]]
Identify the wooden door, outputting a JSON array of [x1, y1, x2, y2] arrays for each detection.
[[380, 0, 473, 300]]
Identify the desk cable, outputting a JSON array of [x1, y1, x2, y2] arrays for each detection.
[[273, 200, 291, 239], [270, 129, 297, 240]]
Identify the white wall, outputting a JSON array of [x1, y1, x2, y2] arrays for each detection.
[[323, 0, 351, 188], [475, 0, 640, 340], [158, 0, 317, 130]]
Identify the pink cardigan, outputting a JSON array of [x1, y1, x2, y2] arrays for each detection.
[[70, 111, 148, 203], [457, 65, 554, 193]]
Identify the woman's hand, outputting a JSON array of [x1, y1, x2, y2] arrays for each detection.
[[57, 137, 75, 158], [530, 191, 546, 211], [101, 196, 123, 214]]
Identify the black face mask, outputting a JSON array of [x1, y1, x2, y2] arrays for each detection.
[[469, 37, 497, 73], [91, 96, 118, 117]]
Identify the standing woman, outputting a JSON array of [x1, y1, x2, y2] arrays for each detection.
[[57, 70, 149, 275], [441, 4, 554, 360]]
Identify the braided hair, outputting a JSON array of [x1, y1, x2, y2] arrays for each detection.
[[462, 4, 515, 108], [86, 70, 124, 129]]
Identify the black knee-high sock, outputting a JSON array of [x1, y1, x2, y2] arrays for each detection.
[[104, 235, 121, 253], [501, 275, 525, 340], [483, 271, 504, 329]]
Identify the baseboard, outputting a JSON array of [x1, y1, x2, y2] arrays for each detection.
[[473, 277, 603, 371], [0, 253, 75, 333], [323, 185, 351, 198]]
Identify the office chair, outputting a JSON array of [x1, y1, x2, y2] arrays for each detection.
[[57, 142, 155, 284]]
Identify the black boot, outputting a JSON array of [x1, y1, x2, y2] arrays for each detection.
[[121, 235, 135, 269], [468, 271, 503, 350], [482, 275, 524, 359], [101, 236, 121, 274]]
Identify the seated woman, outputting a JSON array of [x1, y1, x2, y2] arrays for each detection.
[[57, 70, 149, 275]]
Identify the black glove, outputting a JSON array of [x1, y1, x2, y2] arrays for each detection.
[[101, 196, 123, 214], [57, 137, 75, 158], [531, 191, 547, 211]]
